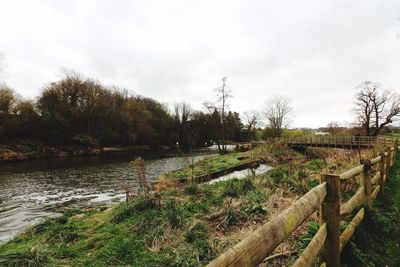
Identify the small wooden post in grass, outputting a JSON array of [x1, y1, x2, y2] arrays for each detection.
[[379, 152, 385, 193], [360, 159, 372, 208], [321, 174, 340, 267]]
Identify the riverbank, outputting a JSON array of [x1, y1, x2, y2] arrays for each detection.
[[155, 140, 305, 189], [0, 141, 158, 163], [0, 145, 367, 266]]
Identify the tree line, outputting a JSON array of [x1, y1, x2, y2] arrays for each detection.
[[1, 68, 399, 151], [0, 72, 243, 149]]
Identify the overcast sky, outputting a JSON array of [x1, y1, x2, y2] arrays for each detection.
[[1, 0, 400, 128]]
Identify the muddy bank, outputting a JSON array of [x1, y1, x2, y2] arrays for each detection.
[[0, 143, 160, 163]]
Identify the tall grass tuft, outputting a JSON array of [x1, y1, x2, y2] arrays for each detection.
[[222, 178, 255, 197], [0, 247, 49, 267]]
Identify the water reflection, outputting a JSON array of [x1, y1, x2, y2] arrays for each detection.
[[207, 164, 272, 184]]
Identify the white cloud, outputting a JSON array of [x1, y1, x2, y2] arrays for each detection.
[[1, 0, 400, 127]]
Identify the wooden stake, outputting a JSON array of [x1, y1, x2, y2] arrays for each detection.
[[321, 174, 340, 267]]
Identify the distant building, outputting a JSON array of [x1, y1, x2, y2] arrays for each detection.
[[314, 131, 329, 135]]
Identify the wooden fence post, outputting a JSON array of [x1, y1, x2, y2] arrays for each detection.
[[321, 174, 340, 267], [379, 152, 385, 193], [385, 149, 391, 181], [360, 159, 372, 208]]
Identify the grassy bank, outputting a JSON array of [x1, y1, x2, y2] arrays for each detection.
[[0, 146, 367, 266], [159, 140, 303, 182], [386, 132, 400, 139], [342, 152, 400, 266]]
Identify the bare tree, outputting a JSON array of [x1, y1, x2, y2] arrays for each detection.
[[202, 77, 233, 154], [327, 121, 340, 135], [174, 102, 198, 181], [264, 95, 293, 137], [215, 77, 232, 154], [243, 111, 259, 131], [174, 102, 192, 124], [354, 81, 400, 136]]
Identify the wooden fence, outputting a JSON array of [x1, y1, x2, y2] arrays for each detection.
[[288, 135, 394, 149], [207, 138, 399, 267]]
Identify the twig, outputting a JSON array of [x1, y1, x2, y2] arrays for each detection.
[[263, 251, 298, 262]]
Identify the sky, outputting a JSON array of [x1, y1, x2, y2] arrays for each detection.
[[1, 0, 400, 128]]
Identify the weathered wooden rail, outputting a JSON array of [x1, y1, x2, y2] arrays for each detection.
[[288, 135, 394, 149], [207, 138, 399, 267]]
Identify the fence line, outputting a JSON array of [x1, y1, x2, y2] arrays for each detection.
[[288, 135, 394, 149], [207, 137, 399, 267]]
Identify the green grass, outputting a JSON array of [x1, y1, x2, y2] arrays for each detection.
[[342, 153, 400, 266], [386, 132, 400, 139], [163, 152, 252, 180], [161, 141, 303, 181], [0, 175, 274, 266], [303, 160, 325, 171], [0, 145, 363, 266]]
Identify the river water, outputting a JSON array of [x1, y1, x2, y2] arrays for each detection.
[[0, 151, 211, 244]]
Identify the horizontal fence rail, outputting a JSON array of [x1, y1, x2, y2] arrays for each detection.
[[288, 135, 395, 150], [207, 137, 398, 267], [207, 183, 327, 267]]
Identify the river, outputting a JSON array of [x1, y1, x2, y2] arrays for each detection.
[[0, 150, 211, 244]]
